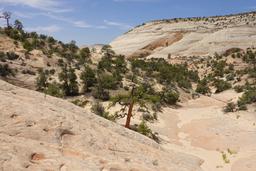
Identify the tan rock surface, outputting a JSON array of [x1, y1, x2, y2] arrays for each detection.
[[110, 12, 256, 59], [0, 80, 203, 171]]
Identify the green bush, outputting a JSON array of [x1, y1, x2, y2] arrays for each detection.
[[214, 79, 232, 93], [0, 64, 15, 77], [71, 99, 88, 107], [100, 74, 118, 90], [226, 73, 235, 81], [91, 102, 115, 121], [6, 52, 19, 60], [136, 120, 152, 136], [36, 69, 48, 91], [23, 40, 33, 52], [234, 85, 244, 93], [161, 89, 179, 105], [58, 65, 79, 96], [80, 66, 97, 92], [196, 79, 210, 95], [237, 88, 256, 110], [224, 102, 236, 113], [0, 52, 7, 62], [44, 82, 64, 98], [92, 86, 110, 101]]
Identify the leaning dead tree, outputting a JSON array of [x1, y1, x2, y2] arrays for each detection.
[[0, 11, 12, 28]]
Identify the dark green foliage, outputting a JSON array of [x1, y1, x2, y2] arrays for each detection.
[[22, 69, 36, 75], [44, 82, 64, 98], [212, 60, 226, 77], [161, 87, 179, 105], [0, 52, 6, 62], [6, 52, 19, 60], [0, 64, 15, 77], [136, 120, 152, 136], [214, 79, 232, 93], [14, 20, 23, 30], [196, 79, 210, 95], [226, 73, 235, 81], [23, 40, 33, 52], [100, 73, 118, 90], [68, 40, 79, 53], [130, 58, 197, 89], [0, 51, 19, 61], [92, 86, 110, 101], [98, 56, 112, 71], [79, 47, 91, 64], [91, 101, 115, 121], [223, 48, 242, 57], [237, 88, 256, 110], [224, 102, 236, 113], [71, 99, 88, 107], [80, 66, 97, 92], [47, 36, 56, 44], [234, 85, 244, 93], [113, 55, 127, 74], [101, 45, 115, 57], [58, 65, 79, 96], [57, 59, 64, 67], [36, 69, 48, 91]]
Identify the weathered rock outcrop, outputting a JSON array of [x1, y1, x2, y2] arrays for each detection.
[[110, 12, 256, 58], [0, 80, 203, 171]]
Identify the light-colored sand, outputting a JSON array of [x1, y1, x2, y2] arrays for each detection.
[[152, 90, 256, 171]]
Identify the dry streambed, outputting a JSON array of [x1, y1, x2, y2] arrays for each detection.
[[152, 90, 256, 171]]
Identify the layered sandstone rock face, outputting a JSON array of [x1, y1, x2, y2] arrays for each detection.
[[111, 12, 256, 59], [0, 80, 203, 171]]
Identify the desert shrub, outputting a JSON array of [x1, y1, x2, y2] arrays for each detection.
[[71, 99, 88, 107], [234, 85, 244, 93], [6, 52, 19, 60], [130, 58, 196, 89], [196, 79, 210, 94], [58, 65, 79, 96], [223, 48, 242, 57], [92, 86, 110, 101], [237, 88, 256, 110], [98, 56, 113, 72], [140, 111, 155, 122], [36, 69, 48, 91], [226, 73, 235, 81], [22, 69, 36, 75], [57, 59, 64, 67], [49, 69, 55, 75], [212, 60, 226, 77], [91, 102, 115, 121], [100, 74, 118, 90], [136, 120, 152, 136], [177, 79, 192, 89], [228, 64, 234, 71], [44, 82, 64, 98], [80, 66, 97, 92], [0, 52, 7, 62], [214, 79, 232, 93], [78, 47, 91, 64], [224, 102, 236, 113], [161, 88, 179, 105], [23, 40, 33, 52], [0, 64, 15, 77]]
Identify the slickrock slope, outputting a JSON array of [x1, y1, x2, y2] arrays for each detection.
[[0, 80, 203, 171], [111, 12, 256, 58]]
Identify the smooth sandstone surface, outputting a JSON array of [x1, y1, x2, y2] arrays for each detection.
[[111, 13, 256, 59], [0, 80, 203, 171]]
